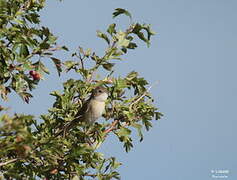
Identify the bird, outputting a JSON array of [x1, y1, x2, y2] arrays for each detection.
[[56, 86, 109, 136]]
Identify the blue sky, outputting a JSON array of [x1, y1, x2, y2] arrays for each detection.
[[2, 0, 237, 179]]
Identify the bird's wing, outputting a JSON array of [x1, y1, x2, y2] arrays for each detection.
[[55, 99, 90, 137], [76, 99, 90, 119]]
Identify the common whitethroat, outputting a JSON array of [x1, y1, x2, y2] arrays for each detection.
[[57, 86, 108, 136], [79, 86, 108, 124]]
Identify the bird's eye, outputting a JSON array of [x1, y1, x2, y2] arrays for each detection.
[[98, 90, 102, 93]]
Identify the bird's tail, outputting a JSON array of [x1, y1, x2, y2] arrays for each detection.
[[55, 116, 82, 137]]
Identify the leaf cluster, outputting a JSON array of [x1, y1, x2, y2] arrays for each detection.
[[0, 0, 67, 103]]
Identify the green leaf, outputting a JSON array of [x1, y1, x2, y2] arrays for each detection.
[[155, 111, 163, 120], [107, 23, 116, 35], [64, 60, 77, 72], [51, 57, 62, 76], [39, 42, 50, 49], [142, 119, 152, 131], [111, 157, 121, 169], [14, 19, 25, 25], [132, 23, 156, 47], [137, 32, 149, 46], [113, 8, 132, 20], [142, 24, 156, 41], [39, 61, 50, 74], [102, 63, 115, 71], [48, 34, 57, 44], [126, 71, 138, 81], [72, 176, 80, 180], [42, 26, 50, 36], [116, 31, 130, 48], [61, 46, 69, 51], [127, 42, 137, 49], [131, 123, 143, 142], [19, 44, 29, 58], [25, 13, 40, 24], [18, 92, 33, 104], [50, 90, 62, 99], [84, 48, 91, 57], [121, 48, 127, 54], [124, 138, 133, 152], [115, 78, 128, 89], [117, 127, 131, 137], [97, 30, 110, 44]]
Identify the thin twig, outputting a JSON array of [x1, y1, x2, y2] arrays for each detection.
[[104, 120, 119, 134], [47, 46, 64, 52], [84, 173, 97, 177], [129, 81, 159, 110], [32, 46, 63, 55], [0, 158, 18, 167]]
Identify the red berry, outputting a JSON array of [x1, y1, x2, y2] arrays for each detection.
[[30, 70, 41, 80], [29, 70, 36, 76], [33, 73, 41, 80]]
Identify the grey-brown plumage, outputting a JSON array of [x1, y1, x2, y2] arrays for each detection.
[[56, 86, 108, 136]]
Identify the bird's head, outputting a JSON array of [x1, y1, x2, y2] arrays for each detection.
[[91, 86, 108, 102]]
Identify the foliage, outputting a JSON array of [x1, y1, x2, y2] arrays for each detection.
[[0, 1, 162, 179], [0, 0, 66, 102]]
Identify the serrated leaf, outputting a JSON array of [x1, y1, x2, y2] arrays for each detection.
[[142, 119, 152, 131], [116, 32, 130, 48], [48, 35, 57, 44], [142, 24, 156, 40], [113, 8, 132, 20], [132, 23, 156, 47], [124, 138, 133, 152], [19, 92, 33, 104], [107, 23, 116, 35], [117, 127, 131, 137], [155, 111, 163, 120], [131, 123, 143, 142]]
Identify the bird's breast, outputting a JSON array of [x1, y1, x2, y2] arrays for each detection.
[[85, 99, 105, 123]]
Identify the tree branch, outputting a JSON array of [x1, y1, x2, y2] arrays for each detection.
[[84, 173, 97, 177], [104, 120, 119, 134], [0, 158, 18, 167], [31, 46, 64, 55]]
